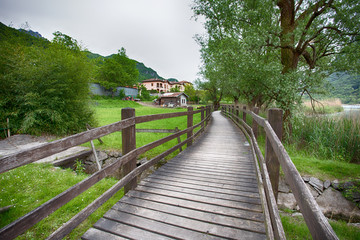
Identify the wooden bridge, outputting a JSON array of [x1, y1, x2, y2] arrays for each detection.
[[0, 105, 338, 239]]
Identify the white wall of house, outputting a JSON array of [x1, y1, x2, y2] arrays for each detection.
[[179, 95, 188, 106]]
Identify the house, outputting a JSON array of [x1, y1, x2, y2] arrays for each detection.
[[158, 92, 189, 107], [141, 79, 192, 93]]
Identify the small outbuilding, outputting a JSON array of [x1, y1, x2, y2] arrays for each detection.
[[158, 92, 189, 107]]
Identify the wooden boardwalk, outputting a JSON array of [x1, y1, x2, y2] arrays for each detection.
[[82, 111, 267, 240]]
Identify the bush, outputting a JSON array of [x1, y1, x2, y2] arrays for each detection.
[[0, 33, 95, 136]]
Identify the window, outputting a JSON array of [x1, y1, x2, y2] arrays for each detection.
[[151, 83, 153, 86]]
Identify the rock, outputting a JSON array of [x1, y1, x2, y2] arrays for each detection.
[[324, 180, 331, 189], [107, 150, 122, 158], [137, 158, 148, 167], [292, 212, 303, 217], [309, 177, 324, 194], [316, 188, 360, 222], [348, 223, 360, 228], [332, 179, 340, 190], [302, 176, 310, 182], [277, 192, 297, 210], [278, 177, 290, 193], [306, 183, 320, 198]]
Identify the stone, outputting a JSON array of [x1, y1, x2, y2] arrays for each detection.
[[324, 180, 331, 189], [306, 183, 320, 198], [292, 212, 303, 217], [309, 177, 324, 194], [302, 176, 310, 182], [278, 177, 290, 193], [316, 188, 360, 222], [332, 179, 340, 190], [277, 192, 297, 210]]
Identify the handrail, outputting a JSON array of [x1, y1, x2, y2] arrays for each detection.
[[0, 105, 213, 239], [221, 104, 338, 240]]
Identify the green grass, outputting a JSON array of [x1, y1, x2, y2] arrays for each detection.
[[87, 99, 203, 160], [281, 214, 360, 240], [0, 163, 123, 239]]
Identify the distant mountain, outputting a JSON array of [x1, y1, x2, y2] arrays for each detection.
[[135, 61, 163, 82], [0, 22, 49, 47], [167, 78, 179, 82]]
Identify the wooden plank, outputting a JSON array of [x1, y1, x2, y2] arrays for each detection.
[[93, 218, 172, 240], [161, 162, 256, 177], [141, 177, 260, 199], [116, 196, 265, 234], [136, 128, 177, 133], [187, 106, 193, 147], [0, 118, 134, 174], [155, 166, 258, 183], [134, 185, 263, 212], [81, 228, 127, 240], [164, 160, 255, 172], [151, 169, 259, 189], [127, 190, 265, 222], [107, 204, 266, 239], [104, 210, 223, 240], [138, 180, 261, 205]]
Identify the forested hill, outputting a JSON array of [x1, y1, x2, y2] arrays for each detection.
[[1, 22, 164, 82], [327, 73, 360, 104]]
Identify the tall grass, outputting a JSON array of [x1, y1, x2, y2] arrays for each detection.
[[302, 98, 344, 114], [292, 112, 360, 163]]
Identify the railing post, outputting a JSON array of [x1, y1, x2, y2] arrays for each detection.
[[201, 106, 204, 131], [121, 107, 137, 194], [236, 106, 239, 123], [265, 108, 283, 200], [187, 106, 193, 147], [252, 107, 259, 139], [206, 106, 210, 126], [242, 106, 247, 123]]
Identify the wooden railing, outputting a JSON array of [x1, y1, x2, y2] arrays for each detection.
[[0, 106, 212, 240], [221, 104, 339, 240]]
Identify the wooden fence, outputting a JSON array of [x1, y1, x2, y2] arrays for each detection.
[[221, 104, 338, 240], [0, 106, 212, 240]]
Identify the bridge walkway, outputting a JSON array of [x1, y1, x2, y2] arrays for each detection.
[[83, 111, 267, 239]]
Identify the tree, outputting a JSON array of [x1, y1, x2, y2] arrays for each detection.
[[170, 85, 180, 92], [0, 31, 95, 135], [193, 0, 360, 119], [96, 48, 139, 96]]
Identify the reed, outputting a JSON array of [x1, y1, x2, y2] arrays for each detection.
[[292, 112, 360, 163]]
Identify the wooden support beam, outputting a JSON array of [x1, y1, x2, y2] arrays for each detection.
[[265, 108, 283, 201], [242, 106, 247, 123], [252, 107, 259, 140], [187, 106, 193, 147], [122, 108, 137, 193]]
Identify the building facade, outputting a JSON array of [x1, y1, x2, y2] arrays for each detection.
[[141, 79, 192, 93]]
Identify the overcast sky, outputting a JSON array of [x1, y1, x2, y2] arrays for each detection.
[[0, 0, 205, 82]]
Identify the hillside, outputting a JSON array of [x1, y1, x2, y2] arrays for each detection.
[[0, 22, 164, 83], [327, 72, 360, 104]]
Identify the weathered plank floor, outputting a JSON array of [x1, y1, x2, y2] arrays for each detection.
[[82, 111, 267, 240]]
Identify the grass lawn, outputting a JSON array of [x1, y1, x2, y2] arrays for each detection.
[[87, 99, 203, 160]]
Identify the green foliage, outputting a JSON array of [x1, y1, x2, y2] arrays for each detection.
[[184, 84, 202, 104], [170, 85, 180, 92], [96, 48, 139, 94], [0, 31, 95, 136], [139, 85, 152, 101], [192, 0, 360, 118], [0, 163, 123, 239], [74, 159, 85, 175]]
